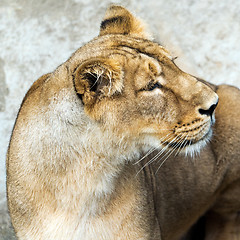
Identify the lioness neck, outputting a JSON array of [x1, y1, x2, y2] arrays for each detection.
[[17, 85, 141, 218]]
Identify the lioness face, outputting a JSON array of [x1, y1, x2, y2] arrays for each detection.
[[73, 36, 218, 155], [72, 6, 218, 155]]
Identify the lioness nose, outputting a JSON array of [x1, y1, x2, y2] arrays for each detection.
[[199, 100, 218, 116]]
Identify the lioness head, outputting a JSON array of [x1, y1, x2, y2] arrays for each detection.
[[68, 6, 218, 156]]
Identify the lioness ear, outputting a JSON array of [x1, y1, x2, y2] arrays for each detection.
[[99, 5, 152, 39], [73, 58, 123, 105]]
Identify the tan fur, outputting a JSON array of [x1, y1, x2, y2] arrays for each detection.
[[6, 5, 239, 240]]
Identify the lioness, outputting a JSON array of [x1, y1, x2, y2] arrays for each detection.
[[7, 5, 240, 240]]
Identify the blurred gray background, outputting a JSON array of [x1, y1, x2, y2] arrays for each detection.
[[0, 0, 240, 238]]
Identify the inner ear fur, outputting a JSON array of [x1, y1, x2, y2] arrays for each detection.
[[99, 5, 152, 39], [73, 58, 124, 105]]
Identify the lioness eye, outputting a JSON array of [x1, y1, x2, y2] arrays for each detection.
[[147, 82, 162, 91]]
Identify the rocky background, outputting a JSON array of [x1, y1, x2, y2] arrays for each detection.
[[0, 0, 240, 238]]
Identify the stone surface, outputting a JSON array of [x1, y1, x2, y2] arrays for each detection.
[[0, 202, 16, 239], [0, 0, 239, 238], [0, 58, 9, 112]]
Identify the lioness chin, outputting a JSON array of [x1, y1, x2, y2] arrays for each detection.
[[7, 5, 240, 240]]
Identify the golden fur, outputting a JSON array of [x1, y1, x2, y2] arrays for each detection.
[[7, 5, 240, 240]]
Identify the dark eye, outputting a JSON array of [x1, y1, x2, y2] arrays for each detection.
[[147, 82, 162, 91]]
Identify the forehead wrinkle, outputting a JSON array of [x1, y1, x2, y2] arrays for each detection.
[[108, 35, 172, 62], [118, 44, 170, 64]]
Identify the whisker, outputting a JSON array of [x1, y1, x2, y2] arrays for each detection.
[[155, 135, 184, 174], [181, 134, 190, 150], [135, 148, 165, 176], [176, 133, 190, 157], [134, 132, 172, 165], [135, 131, 192, 176], [171, 134, 188, 154], [135, 134, 174, 176], [155, 134, 192, 174], [136, 134, 180, 174], [174, 133, 188, 156], [155, 149, 174, 174], [134, 147, 157, 165], [154, 134, 181, 162]]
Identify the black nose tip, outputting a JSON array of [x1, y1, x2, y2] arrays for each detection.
[[199, 101, 218, 116]]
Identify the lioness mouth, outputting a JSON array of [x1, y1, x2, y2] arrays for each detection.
[[165, 139, 193, 149], [162, 129, 211, 152]]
